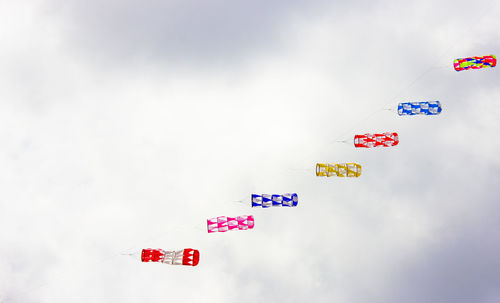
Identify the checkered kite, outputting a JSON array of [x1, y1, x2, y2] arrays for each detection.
[[251, 193, 298, 208], [207, 215, 254, 233], [398, 101, 442, 116], [354, 132, 399, 148], [316, 163, 362, 177]]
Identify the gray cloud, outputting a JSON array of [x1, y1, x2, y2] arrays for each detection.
[[46, 0, 336, 67], [388, 186, 500, 303]]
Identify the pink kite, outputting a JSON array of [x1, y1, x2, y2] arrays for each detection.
[[207, 215, 254, 233]]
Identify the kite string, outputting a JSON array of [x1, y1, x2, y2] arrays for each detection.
[[337, 0, 497, 143], [334, 63, 448, 143], [334, 0, 497, 146], [1, 222, 189, 303], [294, 2, 495, 169]]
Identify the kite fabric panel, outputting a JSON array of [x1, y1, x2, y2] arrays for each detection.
[[316, 163, 362, 177], [141, 248, 200, 266], [354, 132, 399, 148], [453, 55, 496, 71], [207, 215, 254, 233], [251, 193, 298, 208], [398, 101, 442, 116]]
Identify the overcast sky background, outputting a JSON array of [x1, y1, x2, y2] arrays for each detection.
[[1, 0, 499, 302]]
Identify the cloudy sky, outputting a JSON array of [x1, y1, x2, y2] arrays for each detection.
[[1, 0, 499, 302]]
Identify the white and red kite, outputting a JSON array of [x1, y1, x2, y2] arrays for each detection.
[[354, 132, 399, 148], [141, 248, 199, 266]]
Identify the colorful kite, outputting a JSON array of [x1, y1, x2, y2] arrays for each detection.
[[207, 215, 254, 233], [251, 193, 298, 208], [398, 101, 442, 116], [316, 163, 362, 177], [354, 132, 399, 148], [141, 248, 199, 266], [454, 55, 496, 71]]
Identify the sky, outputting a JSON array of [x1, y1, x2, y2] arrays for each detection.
[[1, 0, 499, 302]]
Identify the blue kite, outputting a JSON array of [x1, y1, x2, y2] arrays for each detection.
[[398, 101, 442, 116], [251, 193, 298, 208]]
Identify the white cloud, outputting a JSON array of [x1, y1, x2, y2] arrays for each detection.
[[1, 0, 499, 302]]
